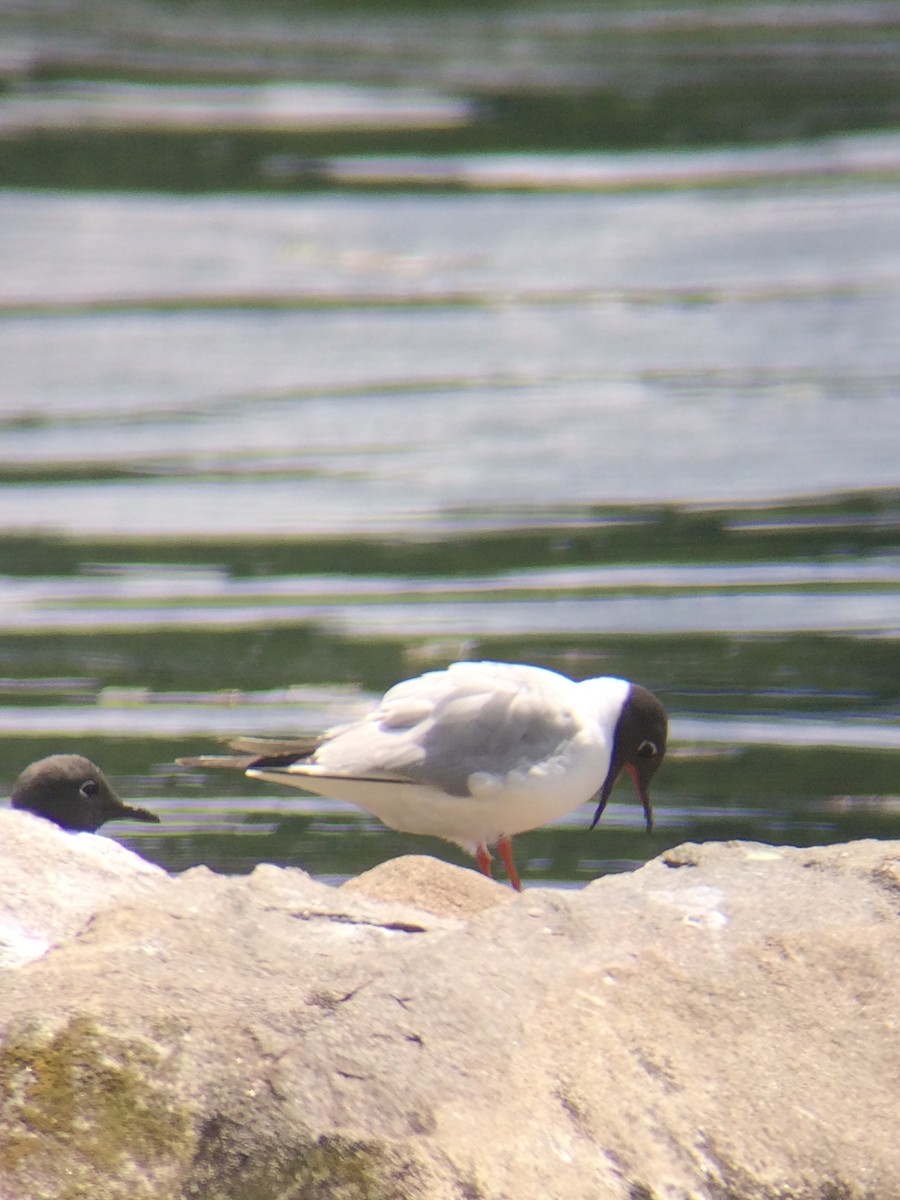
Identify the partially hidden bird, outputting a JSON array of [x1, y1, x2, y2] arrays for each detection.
[[178, 660, 667, 890], [11, 754, 161, 833]]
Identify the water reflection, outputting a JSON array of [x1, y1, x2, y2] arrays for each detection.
[[0, 82, 474, 136]]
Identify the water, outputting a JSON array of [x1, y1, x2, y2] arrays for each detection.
[[3, 186, 899, 529], [0, 1, 898, 888]]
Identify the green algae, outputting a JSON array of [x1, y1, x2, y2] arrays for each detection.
[[283, 1135, 426, 1200], [0, 1022, 433, 1199], [188, 1117, 433, 1200], [0, 1016, 194, 1200]]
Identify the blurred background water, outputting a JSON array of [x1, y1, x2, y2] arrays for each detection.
[[0, 0, 898, 887]]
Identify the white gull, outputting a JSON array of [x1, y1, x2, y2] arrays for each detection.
[[179, 660, 668, 890]]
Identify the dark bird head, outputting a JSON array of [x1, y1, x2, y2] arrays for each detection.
[[591, 684, 668, 833], [11, 754, 161, 833]]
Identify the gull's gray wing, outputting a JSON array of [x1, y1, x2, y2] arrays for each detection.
[[312, 661, 581, 797]]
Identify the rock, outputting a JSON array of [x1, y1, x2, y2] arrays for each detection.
[[0, 809, 166, 969], [341, 853, 514, 918], [0, 811, 898, 1199]]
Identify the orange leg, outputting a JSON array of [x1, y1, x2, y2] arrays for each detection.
[[497, 835, 523, 892], [475, 844, 493, 878]]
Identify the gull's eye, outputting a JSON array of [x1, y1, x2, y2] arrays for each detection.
[[79, 780, 99, 799], [636, 740, 658, 758]]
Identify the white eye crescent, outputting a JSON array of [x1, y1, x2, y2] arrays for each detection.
[[637, 740, 658, 759]]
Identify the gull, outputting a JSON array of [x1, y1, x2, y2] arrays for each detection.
[[179, 660, 668, 890], [11, 754, 161, 834]]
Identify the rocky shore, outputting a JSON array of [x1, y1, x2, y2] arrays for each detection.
[[1, 808, 898, 1199]]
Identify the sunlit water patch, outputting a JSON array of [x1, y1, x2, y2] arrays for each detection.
[[2, 181, 900, 536]]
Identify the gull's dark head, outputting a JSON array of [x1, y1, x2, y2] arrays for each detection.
[[591, 684, 668, 833], [11, 754, 160, 833]]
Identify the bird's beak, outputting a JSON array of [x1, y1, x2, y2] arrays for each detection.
[[121, 802, 161, 825], [589, 771, 618, 830], [625, 762, 654, 833], [589, 764, 654, 833]]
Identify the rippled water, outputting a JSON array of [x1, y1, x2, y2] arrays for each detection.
[[1, 5, 898, 887]]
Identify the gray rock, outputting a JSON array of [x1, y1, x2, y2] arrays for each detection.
[[0, 810, 898, 1199]]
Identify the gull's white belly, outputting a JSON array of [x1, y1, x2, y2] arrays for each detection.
[[248, 731, 608, 852]]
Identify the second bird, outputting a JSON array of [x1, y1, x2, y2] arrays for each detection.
[[11, 754, 161, 834]]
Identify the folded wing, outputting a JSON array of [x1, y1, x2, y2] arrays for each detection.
[[310, 661, 583, 796]]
